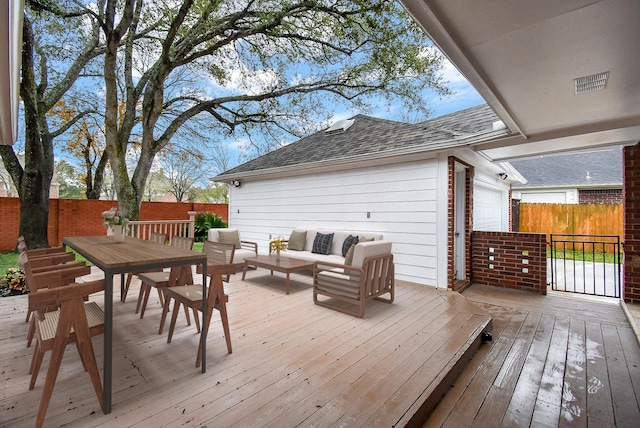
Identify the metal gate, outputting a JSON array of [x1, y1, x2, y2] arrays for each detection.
[[549, 234, 622, 298]]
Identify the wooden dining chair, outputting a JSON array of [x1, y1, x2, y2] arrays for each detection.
[[136, 236, 194, 318], [28, 275, 105, 428], [17, 239, 77, 269], [159, 262, 236, 367], [18, 243, 92, 346], [197, 240, 235, 283], [122, 232, 168, 302], [19, 253, 104, 393]]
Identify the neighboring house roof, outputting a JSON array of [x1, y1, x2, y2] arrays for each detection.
[[510, 147, 623, 189], [216, 103, 502, 180]]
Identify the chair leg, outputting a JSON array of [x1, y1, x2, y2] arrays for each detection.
[[71, 302, 103, 413], [159, 294, 171, 335], [140, 285, 152, 319], [123, 273, 134, 302], [218, 296, 233, 354], [195, 308, 212, 369], [35, 310, 72, 427], [135, 282, 147, 314], [29, 343, 44, 390], [26, 318, 36, 347], [167, 299, 181, 344], [193, 308, 201, 333], [25, 309, 31, 323], [183, 303, 191, 326], [156, 287, 165, 307]]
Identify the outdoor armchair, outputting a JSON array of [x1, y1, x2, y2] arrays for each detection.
[[313, 241, 395, 318]]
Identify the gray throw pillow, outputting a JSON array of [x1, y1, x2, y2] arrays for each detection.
[[312, 232, 334, 255], [218, 229, 241, 248], [342, 234, 359, 257], [288, 230, 307, 251]]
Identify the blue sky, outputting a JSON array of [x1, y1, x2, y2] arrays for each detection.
[[222, 57, 486, 169]]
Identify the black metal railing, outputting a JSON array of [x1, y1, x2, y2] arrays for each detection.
[[549, 234, 622, 298]]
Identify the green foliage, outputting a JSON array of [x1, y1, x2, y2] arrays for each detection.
[[0, 252, 18, 276], [194, 212, 228, 242], [0, 259, 27, 296]]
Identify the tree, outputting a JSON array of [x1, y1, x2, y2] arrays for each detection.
[[142, 168, 169, 201], [159, 147, 207, 202], [0, 2, 105, 247], [8, 0, 450, 247], [96, 0, 450, 221], [193, 183, 229, 204], [49, 99, 110, 199], [55, 160, 84, 199]]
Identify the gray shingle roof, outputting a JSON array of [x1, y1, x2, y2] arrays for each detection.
[[510, 147, 623, 188], [217, 103, 498, 178]]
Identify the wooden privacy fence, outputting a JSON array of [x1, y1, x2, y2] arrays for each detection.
[[519, 203, 623, 251]]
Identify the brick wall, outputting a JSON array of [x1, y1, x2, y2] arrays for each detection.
[[624, 143, 640, 303], [471, 230, 547, 294], [0, 198, 228, 251], [578, 188, 623, 204]]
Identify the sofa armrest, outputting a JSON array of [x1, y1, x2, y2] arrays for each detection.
[[241, 240, 258, 254]]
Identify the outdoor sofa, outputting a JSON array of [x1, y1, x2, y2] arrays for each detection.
[[272, 228, 395, 318]]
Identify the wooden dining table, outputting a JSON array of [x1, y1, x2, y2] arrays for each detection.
[[62, 235, 207, 414]]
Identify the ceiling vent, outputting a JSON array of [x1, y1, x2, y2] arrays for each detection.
[[574, 71, 609, 95], [325, 118, 355, 134]]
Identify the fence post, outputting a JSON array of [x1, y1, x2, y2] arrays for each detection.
[[188, 211, 197, 239]]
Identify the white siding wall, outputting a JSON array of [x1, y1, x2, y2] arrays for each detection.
[[473, 170, 511, 231], [513, 189, 578, 204], [228, 158, 440, 286]]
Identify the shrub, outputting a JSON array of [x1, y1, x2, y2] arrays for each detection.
[[194, 212, 227, 242], [0, 266, 27, 297]]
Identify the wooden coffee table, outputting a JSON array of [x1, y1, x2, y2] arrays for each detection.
[[242, 254, 314, 294]]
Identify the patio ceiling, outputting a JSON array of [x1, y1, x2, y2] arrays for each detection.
[[398, 0, 640, 161]]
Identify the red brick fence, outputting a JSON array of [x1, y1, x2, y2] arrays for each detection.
[[0, 198, 228, 251]]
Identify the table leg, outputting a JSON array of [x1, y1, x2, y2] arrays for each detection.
[[120, 274, 125, 302], [286, 273, 290, 295], [201, 262, 207, 373], [242, 262, 248, 280], [103, 271, 113, 414]]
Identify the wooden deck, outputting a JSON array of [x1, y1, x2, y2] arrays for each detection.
[[0, 268, 490, 427], [426, 284, 640, 427]]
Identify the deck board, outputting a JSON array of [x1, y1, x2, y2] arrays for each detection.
[[3, 272, 639, 427], [424, 284, 640, 428], [0, 269, 489, 427]]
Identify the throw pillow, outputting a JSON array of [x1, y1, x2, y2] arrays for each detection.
[[312, 232, 334, 255], [342, 234, 359, 257], [288, 230, 307, 251], [218, 229, 241, 248], [344, 243, 356, 266]]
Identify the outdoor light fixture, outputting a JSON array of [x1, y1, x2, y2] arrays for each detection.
[[497, 173, 508, 180], [232, 180, 241, 188]]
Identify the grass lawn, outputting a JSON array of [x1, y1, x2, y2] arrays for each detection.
[[547, 248, 623, 264]]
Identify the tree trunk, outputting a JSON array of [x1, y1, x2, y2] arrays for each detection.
[[9, 16, 55, 249]]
